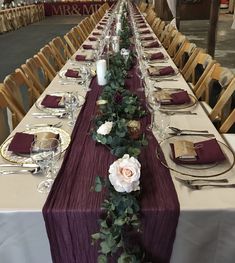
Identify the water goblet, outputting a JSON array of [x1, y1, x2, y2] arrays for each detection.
[[31, 138, 61, 193], [64, 92, 79, 126]]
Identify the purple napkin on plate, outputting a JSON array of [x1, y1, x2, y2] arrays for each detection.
[[140, 29, 151, 34], [75, 55, 86, 61], [171, 91, 191, 105], [171, 139, 226, 164], [159, 66, 175, 76], [99, 22, 106, 25], [142, 36, 155, 41], [97, 26, 103, 30], [93, 32, 101, 36], [149, 52, 164, 60], [82, 44, 93, 50], [145, 41, 160, 48], [139, 24, 147, 29], [41, 95, 64, 108], [8, 132, 34, 154], [88, 37, 97, 41], [65, 69, 80, 78]]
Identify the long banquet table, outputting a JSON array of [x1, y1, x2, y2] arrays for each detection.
[[1, 3, 235, 263]]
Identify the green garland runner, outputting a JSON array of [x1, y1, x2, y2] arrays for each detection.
[[91, 5, 147, 262]]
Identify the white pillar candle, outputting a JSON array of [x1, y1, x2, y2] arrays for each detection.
[[96, 59, 107, 86], [112, 36, 120, 53], [116, 22, 122, 35]]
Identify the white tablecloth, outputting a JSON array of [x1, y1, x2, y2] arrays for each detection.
[[1, 8, 235, 263]]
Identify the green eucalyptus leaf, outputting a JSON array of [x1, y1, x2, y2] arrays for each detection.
[[98, 255, 107, 263]]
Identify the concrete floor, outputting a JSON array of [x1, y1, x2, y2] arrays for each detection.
[[180, 10, 235, 73]]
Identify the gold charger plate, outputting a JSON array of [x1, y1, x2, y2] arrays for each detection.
[[156, 135, 235, 178], [1, 127, 71, 164]]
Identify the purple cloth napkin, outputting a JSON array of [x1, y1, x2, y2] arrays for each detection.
[[97, 26, 103, 30], [65, 69, 80, 78], [88, 37, 97, 41], [41, 95, 64, 108], [93, 32, 101, 36], [8, 132, 34, 154], [149, 52, 164, 60], [142, 36, 155, 41], [99, 22, 106, 25], [75, 55, 86, 61], [139, 24, 147, 29], [140, 29, 151, 34], [145, 41, 160, 48], [159, 66, 175, 76], [171, 138, 226, 164], [82, 44, 93, 50], [171, 91, 191, 105]]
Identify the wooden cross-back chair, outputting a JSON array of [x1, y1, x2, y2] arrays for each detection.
[[3, 69, 40, 115], [174, 42, 197, 70], [75, 24, 88, 43], [21, 56, 52, 94], [37, 45, 62, 78], [139, 2, 148, 12], [64, 30, 79, 55], [167, 32, 187, 58], [49, 36, 71, 66], [182, 51, 217, 91], [0, 84, 24, 144], [145, 9, 156, 25], [153, 20, 166, 39], [150, 17, 161, 29]]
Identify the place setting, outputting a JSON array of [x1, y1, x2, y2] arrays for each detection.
[[143, 51, 169, 64], [156, 134, 235, 188]]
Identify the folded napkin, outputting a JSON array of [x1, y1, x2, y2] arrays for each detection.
[[139, 24, 147, 29], [171, 138, 226, 164], [97, 26, 104, 30], [143, 41, 160, 48], [89, 37, 97, 42], [99, 22, 106, 25], [141, 36, 155, 41], [155, 90, 190, 105], [8, 132, 34, 154], [93, 32, 101, 36], [82, 44, 93, 50], [65, 69, 80, 78], [41, 95, 64, 108], [148, 66, 175, 76], [140, 29, 151, 34], [149, 52, 164, 60], [75, 54, 86, 61]]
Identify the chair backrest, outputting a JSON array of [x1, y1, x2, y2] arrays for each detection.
[[151, 17, 161, 29], [209, 77, 235, 124], [0, 84, 24, 144], [49, 36, 71, 66], [153, 20, 165, 38], [173, 42, 197, 69], [139, 2, 148, 12], [37, 45, 62, 77], [182, 51, 216, 89], [161, 26, 177, 49], [196, 64, 234, 103], [3, 69, 40, 115], [21, 56, 52, 93], [167, 32, 187, 58], [219, 109, 235, 133], [64, 31, 78, 55]]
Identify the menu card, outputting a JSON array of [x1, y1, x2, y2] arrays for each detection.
[[173, 140, 197, 160]]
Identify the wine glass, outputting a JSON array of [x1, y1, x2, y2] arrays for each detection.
[[31, 138, 61, 193], [156, 112, 170, 141], [80, 66, 91, 92], [64, 92, 80, 126], [146, 92, 161, 131]]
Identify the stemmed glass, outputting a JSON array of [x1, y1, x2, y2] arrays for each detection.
[[80, 66, 91, 92], [64, 92, 80, 126], [31, 138, 61, 193], [146, 92, 161, 131]]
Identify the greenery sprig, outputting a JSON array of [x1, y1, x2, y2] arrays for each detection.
[[92, 177, 143, 263]]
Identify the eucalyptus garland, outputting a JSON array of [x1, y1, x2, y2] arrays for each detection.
[[91, 4, 147, 262]]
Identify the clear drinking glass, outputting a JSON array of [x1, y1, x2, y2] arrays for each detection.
[[31, 138, 61, 193], [64, 92, 80, 126]]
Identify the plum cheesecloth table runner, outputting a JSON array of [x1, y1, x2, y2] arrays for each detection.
[[43, 68, 180, 262]]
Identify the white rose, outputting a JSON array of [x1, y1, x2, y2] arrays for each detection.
[[109, 154, 141, 193], [97, 121, 113, 135]]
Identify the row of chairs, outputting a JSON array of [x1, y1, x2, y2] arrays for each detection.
[[139, 2, 235, 149], [0, 4, 45, 34], [0, 2, 110, 145]]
